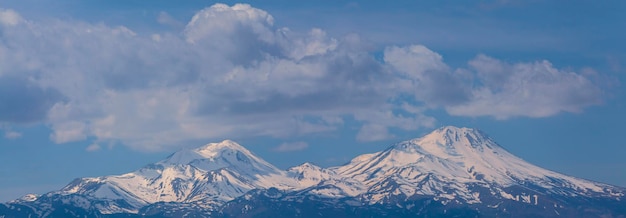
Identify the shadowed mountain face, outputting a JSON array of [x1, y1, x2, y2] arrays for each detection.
[[2, 127, 625, 218]]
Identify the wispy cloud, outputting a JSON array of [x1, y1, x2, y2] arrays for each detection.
[[4, 130, 22, 139], [86, 144, 101, 152], [274, 142, 308, 152], [156, 11, 184, 29]]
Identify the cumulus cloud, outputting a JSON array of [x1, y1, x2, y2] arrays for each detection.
[[273, 141, 309, 152], [384, 47, 605, 120], [0, 4, 608, 151], [384, 45, 470, 106], [446, 55, 604, 119]]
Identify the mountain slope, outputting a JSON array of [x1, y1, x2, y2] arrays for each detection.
[[334, 126, 624, 205], [21, 140, 304, 214], [221, 127, 626, 217], [3, 126, 625, 218]]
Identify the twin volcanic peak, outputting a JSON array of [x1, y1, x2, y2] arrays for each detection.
[[5, 126, 626, 217]]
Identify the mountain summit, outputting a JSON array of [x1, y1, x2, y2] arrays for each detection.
[[160, 140, 283, 175], [43, 140, 301, 214], [2, 127, 625, 217], [336, 126, 623, 209]]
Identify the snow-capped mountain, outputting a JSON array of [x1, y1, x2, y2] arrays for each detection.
[[334, 126, 624, 205], [3, 126, 625, 218], [288, 162, 365, 198], [22, 140, 306, 214]]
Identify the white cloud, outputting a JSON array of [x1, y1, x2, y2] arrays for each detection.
[[0, 4, 608, 151], [285, 28, 338, 60], [384, 45, 448, 77], [184, 3, 275, 45], [273, 141, 309, 152], [0, 9, 22, 26], [49, 121, 87, 144], [384, 47, 604, 119], [446, 55, 603, 119], [156, 12, 183, 28], [384, 45, 470, 106], [86, 143, 101, 152]]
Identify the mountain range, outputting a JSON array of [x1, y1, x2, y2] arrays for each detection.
[[1, 126, 625, 217]]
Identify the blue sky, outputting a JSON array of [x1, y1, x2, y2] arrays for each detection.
[[1, 0, 625, 202]]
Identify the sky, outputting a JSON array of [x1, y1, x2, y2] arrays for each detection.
[[0, 0, 625, 202]]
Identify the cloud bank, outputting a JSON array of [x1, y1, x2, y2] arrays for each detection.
[[0, 4, 606, 151]]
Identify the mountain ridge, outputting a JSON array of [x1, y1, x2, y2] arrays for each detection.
[[2, 126, 625, 217]]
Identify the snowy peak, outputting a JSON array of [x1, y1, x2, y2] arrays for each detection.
[[288, 162, 323, 172], [336, 126, 624, 204], [162, 140, 251, 164], [13, 194, 38, 203], [427, 126, 487, 144], [6, 129, 626, 217], [395, 126, 494, 155], [288, 162, 365, 196], [193, 140, 251, 158], [51, 139, 300, 214], [158, 140, 281, 174], [288, 162, 332, 185], [6, 127, 626, 217]]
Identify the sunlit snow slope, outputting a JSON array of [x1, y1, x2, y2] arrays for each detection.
[[56, 140, 302, 213], [334, 126, 624, 204], [10, 126, 625, 216]]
